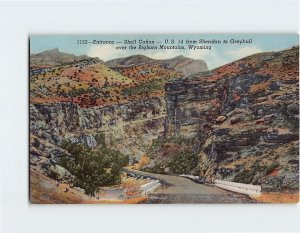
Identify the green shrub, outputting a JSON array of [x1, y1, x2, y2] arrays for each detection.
[[233, 170, 256, 184], [147, 135, 192, 156], [287, 144, 299, 157], [143, 135, 197, 175], [143, 163, 166, 174], [142, 152, 198, 175], [59, 139, 129, 196], [168, 151, 198, 174], [146, 136, 167, 156], [169, 135, 192, 145], [122, 79, 165, 96], [264, 163, 280, 175], [95, 133, 106, 148]]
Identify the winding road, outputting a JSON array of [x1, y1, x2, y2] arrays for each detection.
[[124, 168, 256, 204]]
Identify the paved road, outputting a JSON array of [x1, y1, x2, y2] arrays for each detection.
[[124, 168, 256, 204]]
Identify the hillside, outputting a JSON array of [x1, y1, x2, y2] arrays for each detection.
[[30, 61, 134, 107], [30, 52, 200, 107], [141, 46, 299, 192]]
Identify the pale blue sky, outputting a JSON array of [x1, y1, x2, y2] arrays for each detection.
[[30, 34, 298, 69]]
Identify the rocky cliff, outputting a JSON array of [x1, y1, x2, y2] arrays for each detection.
[[164, 47, 299, 191], [30, 96, 166, 174]]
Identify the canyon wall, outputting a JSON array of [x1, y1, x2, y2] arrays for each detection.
[[165, 47, 299, 191], [30, 97, 166, 178]]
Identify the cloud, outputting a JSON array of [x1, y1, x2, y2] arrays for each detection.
[[87, 44, 129, 61], [226, 46, 263, 60], [204, 55, 227, 70], [185, 49, 210, 60], [144, 50, 183, 60], [143, 48, 209, 61]]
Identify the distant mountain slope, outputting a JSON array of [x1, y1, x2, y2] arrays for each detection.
[[30, 48, 98, 67], [106, 55, 208, 76], [159, 55, 208, 76], [105, 55, 154, 67]]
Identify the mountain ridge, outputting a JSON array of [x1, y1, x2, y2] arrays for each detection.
[[106, 54, 208, 76], [30, 48, 99, 67]]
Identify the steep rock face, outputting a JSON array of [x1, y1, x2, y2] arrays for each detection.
[[165, 47, 299, 191], [165, 79, 224, 138], [29, 134, 74, 181], [30, 97, 166, 163]]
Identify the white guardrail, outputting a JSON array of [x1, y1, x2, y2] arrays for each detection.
[[179, 174, 200, 180], [140, 180, 161, 195], [214, 179, 261, 197]]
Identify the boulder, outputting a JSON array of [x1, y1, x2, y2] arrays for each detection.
[[216, 115, 227, 124], [66, 133, 97, 148], [48, 165, 73, 182], [282, 173, 299, 190]]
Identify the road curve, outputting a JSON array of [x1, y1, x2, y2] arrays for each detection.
[[124, 168, 256, 204]]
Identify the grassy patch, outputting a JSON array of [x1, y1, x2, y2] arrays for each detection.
[[122, 79, 165, 96]]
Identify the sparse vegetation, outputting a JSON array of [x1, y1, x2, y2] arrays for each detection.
[[233, 162, 280, 184], [147, 135, 192, 156], [264, 163, 280, 175], [168, 151, 199, 175], [142, 135, 198, 175], [123, 79, 165, 96], [233, 169, 256, 184]]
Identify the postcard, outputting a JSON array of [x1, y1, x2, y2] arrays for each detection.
[[29, 34, 299, 204]]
